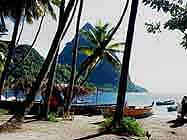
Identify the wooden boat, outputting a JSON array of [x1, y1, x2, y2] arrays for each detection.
[[156, 100, 175, 106], [102, 104, 153, 118], [124, 106, 153, 117], [167, 106, 177, 112]]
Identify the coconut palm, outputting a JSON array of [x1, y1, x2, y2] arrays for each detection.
[[0, 0, 57, 95], [73, 0, 129, 85], [113, 0, 140, 128], [64, 0, 84, 113], [75, 22, 125, 85]]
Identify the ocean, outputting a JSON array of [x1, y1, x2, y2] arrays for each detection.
[[76, 91, 184, 119]]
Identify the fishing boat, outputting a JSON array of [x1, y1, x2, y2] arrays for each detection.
[[167, 106, 177, 112], [156, 100, 175, 106], [102, 103, 153, 118], [123, 106, 153, 117]]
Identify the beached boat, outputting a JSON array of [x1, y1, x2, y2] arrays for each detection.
[[156, 100, 175, 106], [124, 106, 153, 117], [102, 104, 153, 118], [167, 106, 177, 112]]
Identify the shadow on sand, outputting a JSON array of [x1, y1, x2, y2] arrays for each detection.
[[167, 118, 187, 128], [73, 131, 129, 140]]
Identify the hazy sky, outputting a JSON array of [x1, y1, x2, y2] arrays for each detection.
[[2, 0, 187, 94]]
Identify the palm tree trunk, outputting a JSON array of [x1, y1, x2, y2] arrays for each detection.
[[0, 0, 75, 132], [24, 0, 75, 114], [79, 58, 100, 86], [0, 7, 23, 95], [113, 0, 139, 128], [41, 47, 59, 120], [64, 0, 84, 113]]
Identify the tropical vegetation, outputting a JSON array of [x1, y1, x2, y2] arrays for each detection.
[[77, 21, 124, 85], [143, 0, 187, 49], [0, 0, 145, 138], [100, 117, 145, 137]]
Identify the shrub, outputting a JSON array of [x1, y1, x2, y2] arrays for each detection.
[[47, 112, 58, 122], [100, 117, 145, 137]]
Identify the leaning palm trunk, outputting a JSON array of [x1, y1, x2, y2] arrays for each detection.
[[41, 47, 59, 120], [24, 0, 75, 115], [0, 5, 23, 95], [64, 0, 84, 113], [113, 0, 139, 128], [0, 0, 76, 132]]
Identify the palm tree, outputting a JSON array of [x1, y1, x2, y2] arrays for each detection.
[[77, 22, 125, 85], [74, 0, 129, 85], [0, 0, 76, 131], [64, 0, 84, 113], [0, 0, 57, 95], [113, 0, 140, 128], [23, 0, 76, 114], [0, 51, 5, 72]]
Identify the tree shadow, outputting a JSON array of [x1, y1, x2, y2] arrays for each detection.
[[73, 131, 130, 140], [167, 118, 187, 128], [90, 121, 104, 125], [73, 131, 107, 140]]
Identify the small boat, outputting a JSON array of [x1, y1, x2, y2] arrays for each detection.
[[102, 104, 153, 118], [123, 106, 153, 117], [156, 100, 175, 106], [167, 106, 177, 112]]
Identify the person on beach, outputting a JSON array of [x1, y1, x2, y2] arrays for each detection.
[[177, 96, 187, 120]]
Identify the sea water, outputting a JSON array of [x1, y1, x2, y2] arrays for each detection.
[[77, 92, 184, 119]]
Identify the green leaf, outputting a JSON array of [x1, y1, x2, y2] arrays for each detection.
[[107, 42, 125, 49], [78, 47, 94, 56]]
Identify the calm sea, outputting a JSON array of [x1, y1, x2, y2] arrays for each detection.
[[76, 92, 184, 119]]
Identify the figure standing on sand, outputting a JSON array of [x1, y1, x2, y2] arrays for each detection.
[[177, 96, 187, 120]]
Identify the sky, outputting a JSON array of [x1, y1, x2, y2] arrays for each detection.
[[2, 0, 187, 94]]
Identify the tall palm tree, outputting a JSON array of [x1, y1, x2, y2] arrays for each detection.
[[113, 0, 139, 128], [64, 0, 84, 113], [0, 0, 76, 131], [77, 22, 125, 85], [0, 0, 57, 95], [74, 0, 129, 84], [24, 0, 75, 114]]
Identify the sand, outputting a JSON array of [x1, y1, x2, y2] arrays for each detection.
[[0, 114, 186, 140]]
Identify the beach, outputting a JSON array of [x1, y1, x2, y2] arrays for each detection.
[[0, 93, 186, 140], [0, 112, 186, 140]]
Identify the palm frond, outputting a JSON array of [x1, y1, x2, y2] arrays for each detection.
[[107, 42, 125, 49], [78, 46, 94, 56], [80, 29, 99, 46], [104, 51, 121, 72], [107, 49, 124, 53], [46, 1, 57, 20]]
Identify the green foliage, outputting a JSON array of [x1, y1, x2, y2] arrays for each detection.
[[0, 0, 58, 23], [100, 117, 145, 137], [52, 0, 62, 7], [55, 64, 72, 83], [8, 45, 44, 81], [47, 112, 58, 122], [143, 0, 187, 49], [78, 22, 124, 84], [145, 22, 161, 34], [0, 109, 8, 115]]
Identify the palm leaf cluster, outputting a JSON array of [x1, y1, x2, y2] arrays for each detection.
[[77, 22, 125, 84], [0, 0, 58, 24]]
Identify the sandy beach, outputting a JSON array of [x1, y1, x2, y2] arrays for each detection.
[[0, 113, 186, 140]]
